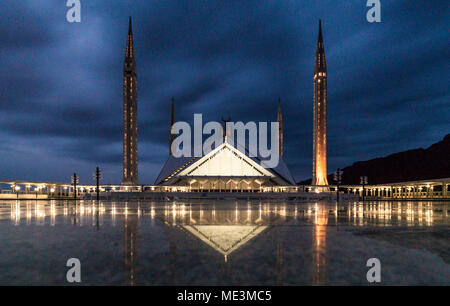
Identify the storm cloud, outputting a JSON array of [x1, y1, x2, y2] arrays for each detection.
[[0, 0, 448, 184]]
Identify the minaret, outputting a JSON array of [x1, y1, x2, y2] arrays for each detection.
[[122, 17, 138, 185], [277, 98, 283, 157], [169, 97, 175, 155], [312, 20, 328, 187]]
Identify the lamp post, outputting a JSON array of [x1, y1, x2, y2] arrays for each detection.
[[333, 169, 343, 203], [93, 167, 102, 201], [360, 176, 368, 202], [14, 185, 20, 199], [71, 173, 79, 200]]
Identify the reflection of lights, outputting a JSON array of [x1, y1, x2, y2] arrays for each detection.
[[14, 186, 20, 191], [0, 196, 443, 230], [50, 204, 56, 226], [35, 205, 46, 219], [172, 204, 177, 221], [151, 206, 155, 218], [11, 203, 21, 225]]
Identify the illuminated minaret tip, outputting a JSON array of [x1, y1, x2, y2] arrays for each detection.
[[122, 17, 138, 185], [170, 97, 175, 155], [277, 98, 283, 157], [312, 19, 329, 187]]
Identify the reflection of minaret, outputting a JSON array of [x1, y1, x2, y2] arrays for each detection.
[[312, 20, 329, 187], [169, 97, 175, 155], [122, 17, 139, 185], [277, 98, 283, 157], [312, 207, 328, 285], [124, 214, 138, 285], [276, 239, 283, 285]]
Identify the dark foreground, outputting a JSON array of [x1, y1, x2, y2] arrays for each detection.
[[0, 200, 448, 285]]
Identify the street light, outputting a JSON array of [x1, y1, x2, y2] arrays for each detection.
[[333, 168, 343, 203], [71, 173, 79, 200], [93, 166, 102, 201], [360, 176, 368, 202], [14, 185, 20, 199]]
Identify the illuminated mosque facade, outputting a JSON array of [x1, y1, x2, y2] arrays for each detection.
[[122, 19, 329, 191]]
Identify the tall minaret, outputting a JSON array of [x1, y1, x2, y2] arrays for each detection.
[[122, 17, 138, 185], [277, 98, 283, 157], [169, 97, 175, 155], [312, 20, 328, 187]]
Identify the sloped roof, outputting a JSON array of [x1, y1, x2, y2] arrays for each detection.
[[229, 135, 296, 185], [154, 155, 197, 185], [154, 136, 296, 185]]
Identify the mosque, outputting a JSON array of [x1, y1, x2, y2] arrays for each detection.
[[122, 18, 329, 192]]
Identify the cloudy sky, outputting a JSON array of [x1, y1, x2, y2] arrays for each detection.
[[0, 0, 448, 184]]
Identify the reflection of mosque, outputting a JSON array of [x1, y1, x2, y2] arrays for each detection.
[[158, 203, 327, 285], [161, 204, 276, 261], [3, 200, 448, 285], [159, 203, 281, 283]]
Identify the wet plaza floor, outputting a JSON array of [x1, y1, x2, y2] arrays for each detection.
[[0, 200, 449, 285]]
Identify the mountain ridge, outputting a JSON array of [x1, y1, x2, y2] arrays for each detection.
[[298, 134, 450, 185]]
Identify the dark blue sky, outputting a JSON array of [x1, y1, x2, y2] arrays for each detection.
[[0, 0, 448, 184]]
